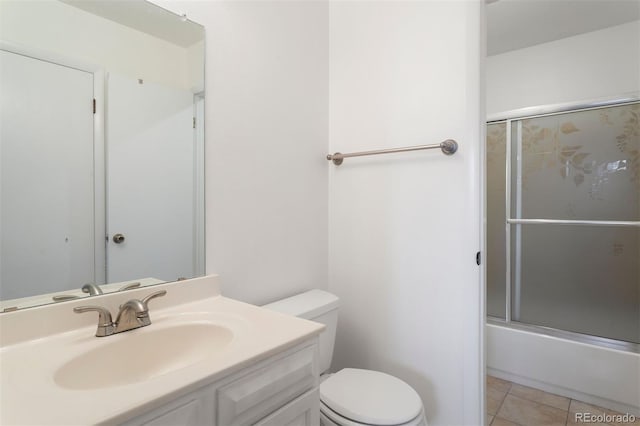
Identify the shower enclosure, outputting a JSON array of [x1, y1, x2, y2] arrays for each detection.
[[486, 100, 640, 348]]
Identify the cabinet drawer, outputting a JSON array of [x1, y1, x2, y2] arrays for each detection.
[[217, 345, 317, 425]]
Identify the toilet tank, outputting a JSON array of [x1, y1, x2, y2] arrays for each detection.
[[262, 289, 339, 374]]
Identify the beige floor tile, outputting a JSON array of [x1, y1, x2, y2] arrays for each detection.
[[609, 417, 640, 426], [487, 385, 507, 416], [485, 378, 638, 426], [569, 400, 620, 416], [488, 375, 513, 393], [492, 417, 522, 426], [497, 394, 568, 426], [608, 416, 640, 426], [567, 418, 609, 426], [487, 375, 511, 415], [509, 383, 571, 411], [488, 386, 508, 415], [488, 395, 505, 416]]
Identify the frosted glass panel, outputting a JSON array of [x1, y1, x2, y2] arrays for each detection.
[[487, 122, 507, 318], [488, 102, 640, 344], [512, 225, 640, 344], [516, 103, 639, 221]]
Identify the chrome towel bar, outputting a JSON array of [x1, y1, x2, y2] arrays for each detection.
[[326, 139, 458, 165]]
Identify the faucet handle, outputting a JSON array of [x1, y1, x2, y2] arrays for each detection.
[[141, 290, 167, 310], [73, 306, 114, 337], [118, 282, 141, 292], [52, 294, 80, 302]]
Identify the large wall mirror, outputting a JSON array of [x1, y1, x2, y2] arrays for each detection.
[[0, 0, 205, 310]]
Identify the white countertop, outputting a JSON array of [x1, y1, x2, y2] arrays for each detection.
[[0, 275, 324, 425]]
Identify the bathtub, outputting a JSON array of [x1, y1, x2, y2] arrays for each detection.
[[486, 322, 640, 416]]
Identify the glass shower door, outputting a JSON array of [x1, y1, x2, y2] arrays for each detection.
[[487, 102, 640, 345], [487, 122, 507, 319]]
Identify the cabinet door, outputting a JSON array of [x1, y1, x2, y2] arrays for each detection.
[[255, 389, 319, 426], [217, 345, 317, 425], [120, 385, 215, 426]]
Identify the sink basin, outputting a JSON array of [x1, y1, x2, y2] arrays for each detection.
[[54, 323, 233, 390]]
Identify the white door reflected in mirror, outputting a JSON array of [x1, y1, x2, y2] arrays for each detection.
[[0, 50, 95, 300], [106, 72, 196, 284]]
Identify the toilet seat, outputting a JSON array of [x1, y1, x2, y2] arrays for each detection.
[[320, 401, 426, 426], [320, 368, 425, 426]]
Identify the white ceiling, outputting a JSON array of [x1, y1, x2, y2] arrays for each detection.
[[62, 0, 638, 54], [60, 0, 204, 48], [487, 0, 640, 56]]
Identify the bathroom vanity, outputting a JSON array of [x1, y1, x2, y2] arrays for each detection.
[[0, 275, 323, 425], [122, 342, 319, 426]]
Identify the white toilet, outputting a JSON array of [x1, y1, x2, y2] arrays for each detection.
[[263, 290, 427, 426]]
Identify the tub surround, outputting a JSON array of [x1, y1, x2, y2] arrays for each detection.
[[0, 275, 324, 425], [487, 324, 640, 417]]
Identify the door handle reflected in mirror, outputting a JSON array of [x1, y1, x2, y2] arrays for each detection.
[[112, 233, 125, 244]]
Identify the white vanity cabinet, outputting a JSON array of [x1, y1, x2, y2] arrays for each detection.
[[125, 385, 216, 426], [122, 340, 320, 426]]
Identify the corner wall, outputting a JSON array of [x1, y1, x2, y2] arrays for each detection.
[[327, 2, 483, 424]]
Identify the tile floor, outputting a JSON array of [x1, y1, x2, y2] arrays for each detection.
[[487, 376, 639, 426]]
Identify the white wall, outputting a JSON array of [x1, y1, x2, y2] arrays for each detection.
[[149, 0, 329, 305], [0, 0, 192, 90], [328, 2, 483, 425], [487, 20, 640, 116]]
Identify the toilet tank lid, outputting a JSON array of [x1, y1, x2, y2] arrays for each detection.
[[262, 289, 339, 320]]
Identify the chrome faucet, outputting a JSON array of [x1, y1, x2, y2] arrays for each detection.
[[82, 283, 104, 296], [52, 284, 103, 302], [73, 305, 114, 337], [73, 290, 167, 337]]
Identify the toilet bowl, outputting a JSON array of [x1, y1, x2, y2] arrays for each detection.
[[263, 290, 427, 426]]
